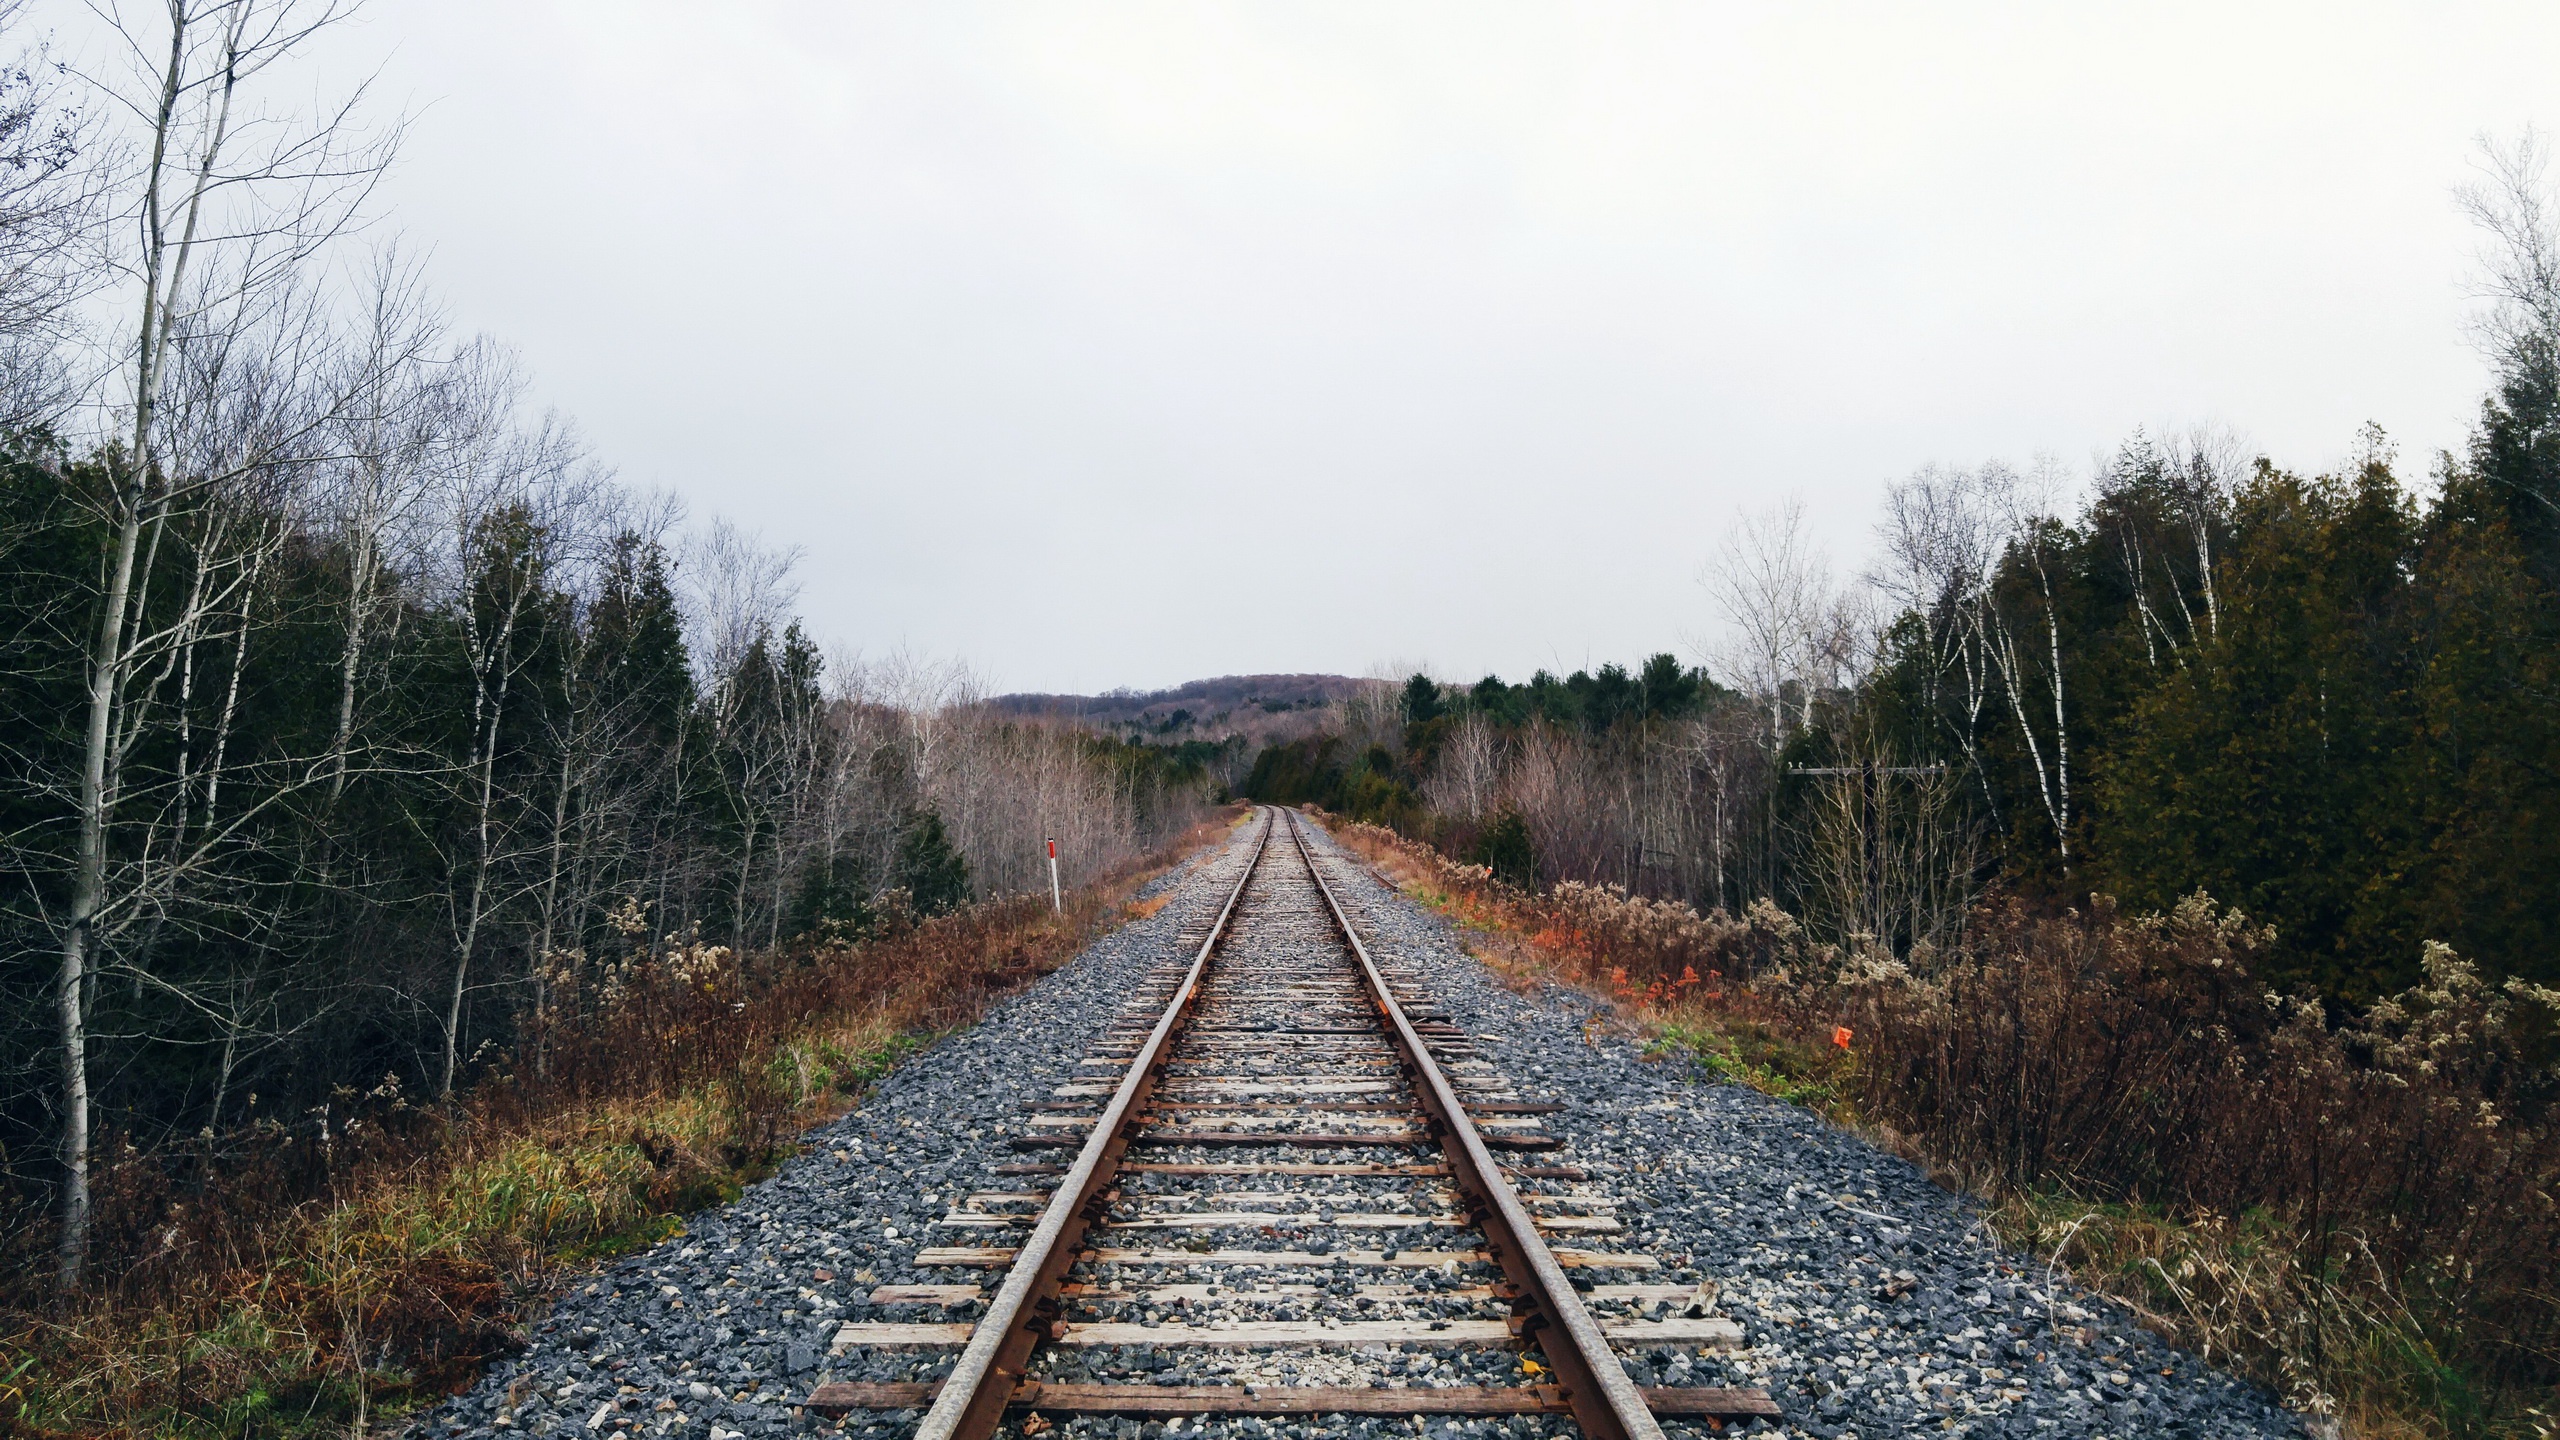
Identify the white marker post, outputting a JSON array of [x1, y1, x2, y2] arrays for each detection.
[[1046, 837, 1062, 912]]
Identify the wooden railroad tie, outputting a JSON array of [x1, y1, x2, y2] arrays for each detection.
[[912, 1244, 1659, 1270], [1005, 1131, 1563, 1150], [805, 1380, 1780, 1420], [827, 1316, 1743, 1350], [895, 809, 1771, 1440], [990, 1162, 1587, 1179]]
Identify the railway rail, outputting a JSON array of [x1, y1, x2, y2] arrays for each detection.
[[807, 809, 1777, 1436]]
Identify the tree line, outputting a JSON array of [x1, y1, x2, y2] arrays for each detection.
[[0, 0, 1210, 1289], [1250, 138, 2560, 1008]]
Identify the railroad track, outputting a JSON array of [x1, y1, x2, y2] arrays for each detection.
[[808, 808, 1777, 1437]]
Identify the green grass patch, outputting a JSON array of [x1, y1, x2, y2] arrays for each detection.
[[1647, 1016, 1845, 1110], [771, 1027, 930, 1101], [560, 1209, 691, 1267]]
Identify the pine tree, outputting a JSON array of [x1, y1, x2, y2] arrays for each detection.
[[895, 810, 971, 915]]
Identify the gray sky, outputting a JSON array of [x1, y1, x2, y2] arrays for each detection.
[[193, 5, 2560, 689]]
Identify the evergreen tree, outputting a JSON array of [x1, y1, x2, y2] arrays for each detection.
[[1402, 673, 1441, 725], [1638, 652, 1706, 719], [2093, 460, 2418, 996], [588, 532, 694, 747], [894, 810, 971, 915], [1470, 808, 1537, 887]]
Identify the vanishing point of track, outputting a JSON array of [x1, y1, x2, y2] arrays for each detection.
[[807, 809, 1777, 1436]]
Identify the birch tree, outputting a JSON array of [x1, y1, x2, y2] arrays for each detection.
[[2092, 428, 2239, 671], [684, 518, 805, 945], [2457, 128, 2560, 571], [1976, 460, 2078, 863], [523, 502, 683, 1032], [428, 379, 587, 1096], [1422, 710, 1500, 821], [2461, 128, 2560, 405], [1705, 499, 1832, 748], [1876, 463, 2006, 824], [48, 0, 395, 1286], [320, 249, 447, 797]]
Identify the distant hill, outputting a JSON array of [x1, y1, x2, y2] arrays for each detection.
[[988, 673, 1378, 748]]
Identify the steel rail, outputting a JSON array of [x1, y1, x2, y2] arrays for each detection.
[[1285, 810, 1667, 1440], [914, 810, 1275, 1440]]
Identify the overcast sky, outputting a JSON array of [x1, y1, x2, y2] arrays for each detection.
[[87, 4, 2560, 692]]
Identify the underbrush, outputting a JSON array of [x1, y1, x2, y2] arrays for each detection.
[[1322, 811, 2560, 1440], [1, 809, 1244, 1438]]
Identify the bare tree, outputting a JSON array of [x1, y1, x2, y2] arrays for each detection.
[[1423, 710, 1501, 821], [886, 651, 974, 753], [523, 493, 683, 1023], [1332, 671, 1405, 756], [1977, 458, 2078, 862], [1499, 720, 1611, 883], [2457, 128, 2560, 533], [1704, 499, 1832, 748], [684, 520, 833, 946], [1875, 462, 2006, 823], [0, 0, 100, 433], [1877, 459, 2078, 861], [816, 653, 918, 892], [1806, 584, 1879, 723], [319, 248, 449, 797], [426, 375, 589, 1096], [933, 715, 1127, 896], [2461, 129, 2560, 390], [1793, 742, 1981, 959], [820, 654, 1209, 907], [684, 517, 800, 679], [1670, 700, 1768, 911], [48, 0, 396, 1285]]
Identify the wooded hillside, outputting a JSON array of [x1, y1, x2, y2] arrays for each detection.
[[1240, 145, 2560, 1006], [0, 1, 1210, 1291]]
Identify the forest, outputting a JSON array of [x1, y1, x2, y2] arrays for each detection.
[[0, 0, 1211, 1296], [1249, 354, 2560, 1007], [1232, 209, 2560, 1425]]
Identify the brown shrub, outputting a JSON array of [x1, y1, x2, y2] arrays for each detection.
[[1324, 810, 2560, 1436], [1827, 898, 2560, 1424], [0, 807, 1245, 1436]]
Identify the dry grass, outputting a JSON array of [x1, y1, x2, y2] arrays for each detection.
[[0, 807, 1246, 1439], [1320, 811, 2560, 1440]]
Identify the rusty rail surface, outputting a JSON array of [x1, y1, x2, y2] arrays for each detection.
[[1285, 810, 1667, 1440], [911, 811, 1274, 1440], [899, 807, 1729, 1440]]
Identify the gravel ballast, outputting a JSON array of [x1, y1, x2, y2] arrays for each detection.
[[413, 815, 2307, 1440]]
